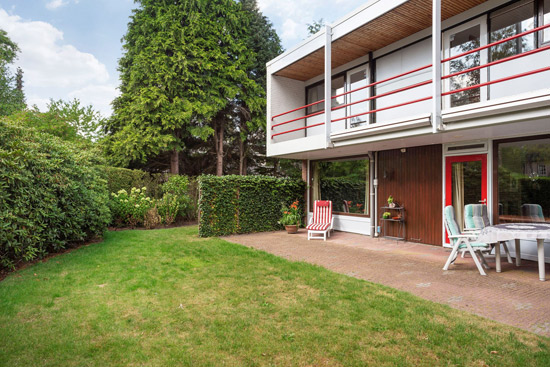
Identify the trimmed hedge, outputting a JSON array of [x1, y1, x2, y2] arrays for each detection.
[[0, 120, 110, 270], [198, 175, 305, 237]]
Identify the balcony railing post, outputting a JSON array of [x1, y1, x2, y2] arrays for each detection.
[[324, 25, 332, 148], [432, 0, 443, 133]]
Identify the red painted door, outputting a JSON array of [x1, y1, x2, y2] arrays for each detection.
[[445, 154, 488, 243]]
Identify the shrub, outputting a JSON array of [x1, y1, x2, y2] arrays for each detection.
[[198, 175, 306, 237], [103, 166, 168, 199], [144, 207, 162, 229], [157, 193, 180, 225], [0, 120, 110, 270], [162, 175, 191, 219], [109, 187, 154, 227]]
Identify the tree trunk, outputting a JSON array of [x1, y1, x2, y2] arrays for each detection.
[[170, 148, 179, 174], [239, 139, 246, 175], [215, 123, 224, 176]]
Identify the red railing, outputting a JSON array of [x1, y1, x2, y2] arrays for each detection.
[[271, 22, 550, 139]]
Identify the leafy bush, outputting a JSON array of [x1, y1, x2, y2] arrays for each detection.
[[162, 175, 190, 219], [0, 120, 110, 270], [198, 175, 306, 237], [157, 193, 180, 225], [144, 207, 162, 229], [109, 187, 154, 227], [104, 166, 168, 199]]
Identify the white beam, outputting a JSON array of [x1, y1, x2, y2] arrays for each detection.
[[432, 0, 442, 133], [324, 25, 332, 148]]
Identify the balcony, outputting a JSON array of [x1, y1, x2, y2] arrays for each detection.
[[267, 10, 550, 158]]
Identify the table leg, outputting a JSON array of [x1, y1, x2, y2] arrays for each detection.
[[495, 243, 501, 273], [515, 239, 521, 266], [537, 238, 545, 282]]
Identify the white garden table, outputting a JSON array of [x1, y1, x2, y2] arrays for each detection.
[[477, 223, 550, 281]]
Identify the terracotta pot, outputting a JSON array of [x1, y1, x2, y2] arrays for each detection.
[[285, 225, 298, 234]]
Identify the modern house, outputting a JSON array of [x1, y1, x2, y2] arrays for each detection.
[[266, 0, 550, 261]]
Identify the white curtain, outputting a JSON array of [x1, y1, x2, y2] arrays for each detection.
[[452, 163, 465, 231]]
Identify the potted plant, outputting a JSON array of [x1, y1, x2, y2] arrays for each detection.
[[382, 212, 392, 219], [279, 200, 301, 234], [387, 195, 395, 208]]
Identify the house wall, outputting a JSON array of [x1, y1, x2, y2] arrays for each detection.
[[270, 76, 306, 143], [377, 144, 443, 245]]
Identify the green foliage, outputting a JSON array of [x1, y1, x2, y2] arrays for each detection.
[[103, 166, 168, 199], [157, 193, 180, 225], [0, 120, 110, 270], [0, 29, 25, 116], [306, 18, 324, 35], [162, 175, 191, 218], [279, 200, 301, 226], [106, 0, 265, 171], [109, 187, 154, 227], [3, 99, 105, 144], [198, 175, 305, 237]]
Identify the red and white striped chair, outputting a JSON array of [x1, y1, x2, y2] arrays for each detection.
[[307, 200, 333, 241]]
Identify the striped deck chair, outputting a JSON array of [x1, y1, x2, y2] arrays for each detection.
[[307, 200, 333, 241]]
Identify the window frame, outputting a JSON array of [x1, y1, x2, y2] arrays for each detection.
[[309, 155, 371, 218]]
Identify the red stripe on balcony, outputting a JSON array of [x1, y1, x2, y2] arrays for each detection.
[[271, 122, 325, 139]]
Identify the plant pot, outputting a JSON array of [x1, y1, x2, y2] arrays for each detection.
[[388, 202, 395, 208], [285, 225, 298, 234]]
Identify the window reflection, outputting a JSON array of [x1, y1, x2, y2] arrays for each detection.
[[311, 158, 370, 216], [449, 25, 481, 107], [497, 138, 550, 223]]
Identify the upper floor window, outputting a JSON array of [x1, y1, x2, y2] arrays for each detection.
[[544, 0, 550, 44], [306, 75, 345, 115], [448, 24, 481, 107], [490, 0, 535, 61]]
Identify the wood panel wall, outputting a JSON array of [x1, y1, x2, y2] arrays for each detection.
[[377, 145, 443, 246]]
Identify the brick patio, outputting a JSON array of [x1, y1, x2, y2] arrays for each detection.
[[225, 230, 550, 337]]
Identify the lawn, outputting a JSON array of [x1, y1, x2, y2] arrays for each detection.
[[0, 226, 549, 366]]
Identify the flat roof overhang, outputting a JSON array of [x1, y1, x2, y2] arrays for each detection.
[[271, 0, 489, 81]]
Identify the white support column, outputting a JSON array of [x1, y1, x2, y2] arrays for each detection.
[[431, 0, 442, 133], [324, 25, 332, 148]]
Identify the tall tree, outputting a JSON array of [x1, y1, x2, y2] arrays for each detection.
[[0, 29, 25, 116], [231, 0, 282, 175], [107, 0, 262, 174]]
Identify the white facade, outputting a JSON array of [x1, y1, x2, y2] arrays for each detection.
[[266, 0, 550, 262]]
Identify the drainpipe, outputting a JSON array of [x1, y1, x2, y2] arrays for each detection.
[[372, 151, 379, 237]]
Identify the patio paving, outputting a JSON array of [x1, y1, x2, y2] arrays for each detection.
[[225, 230, 550, 337]]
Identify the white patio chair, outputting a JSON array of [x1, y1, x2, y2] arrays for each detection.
[[307, 200, 333, 241], [463, 204, 512, 263], [443, 205, 492, 276]]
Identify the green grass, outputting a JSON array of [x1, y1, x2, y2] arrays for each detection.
[[0, 226, 549, 366]]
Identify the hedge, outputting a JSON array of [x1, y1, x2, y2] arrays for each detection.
[[0, 120, 110, 270], [198, 175, 306, 237]]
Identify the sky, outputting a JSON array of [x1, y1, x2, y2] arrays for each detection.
[[0, 0, 365, 117]]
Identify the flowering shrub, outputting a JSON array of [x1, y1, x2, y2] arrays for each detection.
[[279, 201, 301, 226], [110, 187, 154, 227]]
